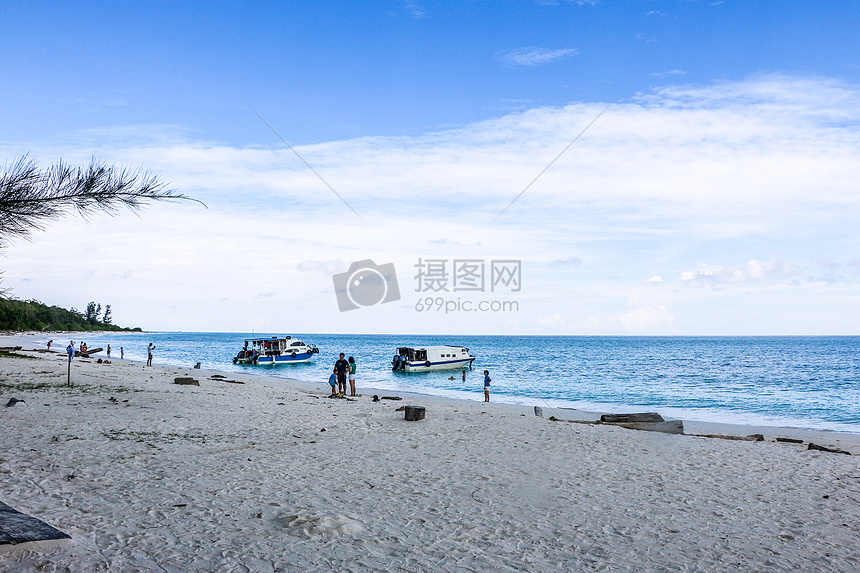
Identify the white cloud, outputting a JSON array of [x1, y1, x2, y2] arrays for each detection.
[[552, 256, 583, 266], [646, 276, 663, 283], [4, 74, 860, 334], [619, 305, 675, 333], [401, 1, 426, 18], [680, 259, 804, 287], [538, 313, 567, 327], [496, 47, 579, 67], [584, 303, 677, 334], [537, 0, 596, 5], [297, 260, 349, 276]]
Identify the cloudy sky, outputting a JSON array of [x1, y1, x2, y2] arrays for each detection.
[[2, 1, 859, 335]]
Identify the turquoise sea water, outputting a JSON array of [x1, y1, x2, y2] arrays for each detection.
[[45, 333, 860, 434]]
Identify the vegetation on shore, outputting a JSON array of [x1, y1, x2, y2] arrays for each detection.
[[0, 349, 38, 359], [0, 298, 141, 332]]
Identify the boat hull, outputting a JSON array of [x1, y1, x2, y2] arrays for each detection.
[[236, 352, 314, 365], [399, 357, 475, 372]]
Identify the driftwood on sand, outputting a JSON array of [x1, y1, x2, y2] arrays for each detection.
[[808, 443, 852, 455], [689, 433, 764, 442], [549, 412, 685, 435]]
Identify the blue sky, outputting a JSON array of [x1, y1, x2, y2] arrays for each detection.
[[2, 1, 860, 334]]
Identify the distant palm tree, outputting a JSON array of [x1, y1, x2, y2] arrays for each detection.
[[0, 155, 204, 294]]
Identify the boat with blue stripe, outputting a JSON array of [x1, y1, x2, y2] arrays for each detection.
[[392, 345, 475, 372], [233, 336, 319, 365]]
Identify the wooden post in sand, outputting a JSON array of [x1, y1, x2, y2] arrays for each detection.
[[67, 359, 71, 387], [404, 406, 425, 421]]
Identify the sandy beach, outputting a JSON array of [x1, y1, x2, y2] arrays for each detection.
[[2, 334, 860, 572]]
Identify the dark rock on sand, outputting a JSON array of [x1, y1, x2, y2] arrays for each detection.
[[600, 412, 664, 423], [808, 443, 851, 455]]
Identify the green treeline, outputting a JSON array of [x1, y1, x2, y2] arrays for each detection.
[[0, 299, 141, 332]]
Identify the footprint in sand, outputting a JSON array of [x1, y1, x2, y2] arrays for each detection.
[[276, 511, 363, 538]]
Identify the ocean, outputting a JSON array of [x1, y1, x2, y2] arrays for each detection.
[[44, 332, 860, 434]]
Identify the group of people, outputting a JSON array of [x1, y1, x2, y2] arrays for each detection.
[[58, 340, 125, 361], [327, 353, 493, 402], [330, 353, 357, 397], [61, 341, 90, 357]]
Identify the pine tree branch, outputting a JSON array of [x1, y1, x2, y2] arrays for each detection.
[[0, 155, 205, 245]]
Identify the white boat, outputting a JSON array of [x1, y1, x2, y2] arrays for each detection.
[[391, 345, 475, 372], [233, 336, 319, 365]]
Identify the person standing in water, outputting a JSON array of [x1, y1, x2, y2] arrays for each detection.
[[483, 370, 491, 402]]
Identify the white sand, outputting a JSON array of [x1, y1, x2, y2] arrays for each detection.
[[2, 335, 860, 572]]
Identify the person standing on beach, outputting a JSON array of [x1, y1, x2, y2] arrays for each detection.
[[47, 340, 52, 350], [483, 370, 491, 402], [348, 356, 357, 397], [334, 353, 349, 396], [120, 347, 124, 360], [147, 343, 154, 366], [66, 342, 74, 362], [107, 345, 111, 359], [328, 370, 338, 397]]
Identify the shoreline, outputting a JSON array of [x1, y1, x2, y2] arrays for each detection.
[[6, 331, 859, 444], [2, 339, 860, 570]]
